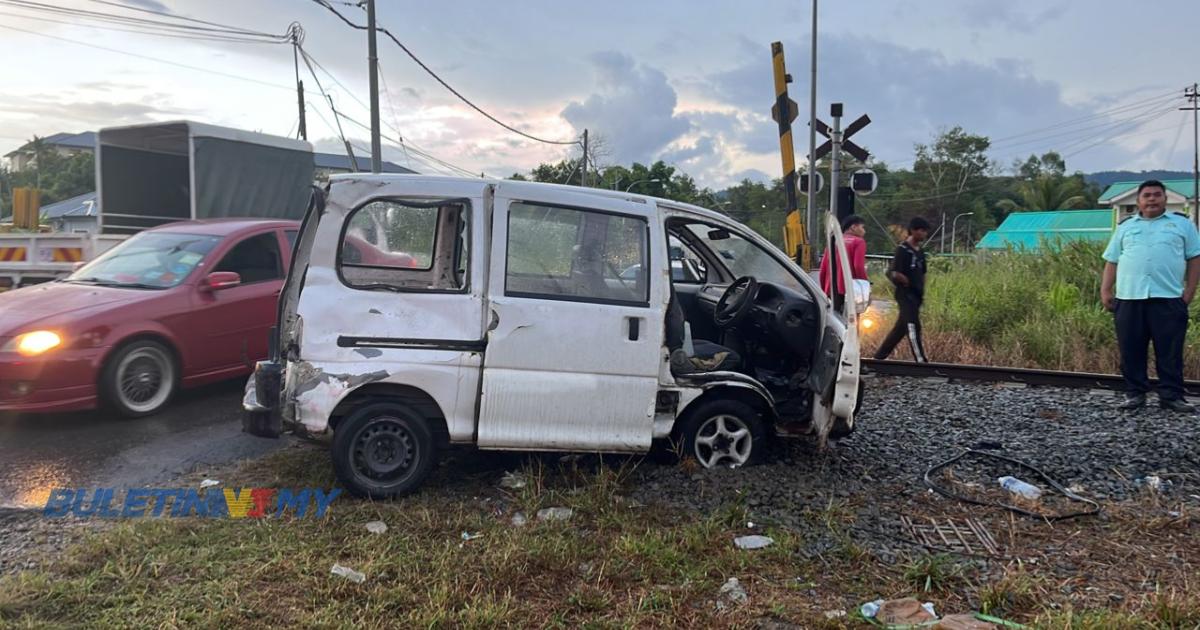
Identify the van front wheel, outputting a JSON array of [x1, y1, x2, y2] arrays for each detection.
[[678, 400, 766, 469], [332, 403, 437, 498]]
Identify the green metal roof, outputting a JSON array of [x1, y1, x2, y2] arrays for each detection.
[[1097, 179, 1196, 203], [976, 208, 1114, 251]]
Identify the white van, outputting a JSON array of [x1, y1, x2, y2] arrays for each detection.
[[244, 175, 862, 497]]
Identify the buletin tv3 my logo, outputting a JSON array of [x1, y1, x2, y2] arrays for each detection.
[[42, 488, 341, 518]]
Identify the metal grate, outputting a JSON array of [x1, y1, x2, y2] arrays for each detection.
[[900, 516, 1001, 556]]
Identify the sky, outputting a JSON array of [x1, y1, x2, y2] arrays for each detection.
[[1, 0, 1198, 189]]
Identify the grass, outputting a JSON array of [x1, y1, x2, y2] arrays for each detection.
[[863, 241, 1200, 379], [2, 445, 1198, 628]]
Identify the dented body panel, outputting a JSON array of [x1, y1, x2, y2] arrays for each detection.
[[281, 176, 490, 437]]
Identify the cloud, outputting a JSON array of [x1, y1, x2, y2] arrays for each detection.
[[0, 93, 191, 125], [703, 33, 1147, 170], [561, 52, 690, 164], [119, 0, 174, 12], [961, 1, 1069, 32]]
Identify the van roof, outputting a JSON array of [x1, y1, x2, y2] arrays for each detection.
[[327, 173, 734, 224]]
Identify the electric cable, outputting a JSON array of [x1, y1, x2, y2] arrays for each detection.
[[310, 0, 579, 147]]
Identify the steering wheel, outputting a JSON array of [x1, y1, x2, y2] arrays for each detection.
[[714, 276, 759, 329]]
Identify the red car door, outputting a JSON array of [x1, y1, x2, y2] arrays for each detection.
[[183, 229, 286, 380]]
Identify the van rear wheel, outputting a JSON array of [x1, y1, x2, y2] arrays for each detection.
[[332, 402, 437, 498], [678, 399, 766, 469]]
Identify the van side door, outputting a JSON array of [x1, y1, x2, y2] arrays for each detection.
[[477, 183, 667, 452]]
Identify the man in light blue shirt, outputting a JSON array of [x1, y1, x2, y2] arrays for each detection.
[[1101, 180, 1200, 411]]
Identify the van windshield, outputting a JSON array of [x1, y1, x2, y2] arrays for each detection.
[[685, 224, 802, 292]]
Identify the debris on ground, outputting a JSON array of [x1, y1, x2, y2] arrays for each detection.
[[734, 534, 774, 550], [364, 521, 387, 534], [823, 609, 846, 620], [329, 563, 365, 583], [715, 577, 748, 610], [934, 613, 1000, 629], [860, 598, 937, 625], [460, 531, 482, 542], [997, 475, 1042, 500], [510, 512, 527, 527], [1136, 475, 1168, 492], [498, 471, 527, 490], [536, 507, 573, 522], [199, 479, 220, 489]]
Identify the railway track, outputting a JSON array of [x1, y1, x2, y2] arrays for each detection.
[[860, 358, 1200, 396]]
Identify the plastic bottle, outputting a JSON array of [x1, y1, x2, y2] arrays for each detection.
[[998, 476, 1042, 500]]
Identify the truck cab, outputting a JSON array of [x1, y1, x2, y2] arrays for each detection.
[[245, 175, 861, 497]]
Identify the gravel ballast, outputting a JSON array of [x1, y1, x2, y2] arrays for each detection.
[[631, 376, 1200, 530]]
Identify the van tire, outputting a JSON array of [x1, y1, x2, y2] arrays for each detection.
[[332, 402, 437, 498], [677, 399, 766, 469]]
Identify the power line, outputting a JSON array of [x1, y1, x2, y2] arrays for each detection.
[[310, 0, 579, 146], [297, 46, 358, 169], [988, 87, 1184, 144], [0, 9, 292, 44], [297, 44, 480, 177], [84, 0, 282, 37], [0, 0, 291, 40], [0, 22, 296, 90]]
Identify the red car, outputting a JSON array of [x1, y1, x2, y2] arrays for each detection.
[[0, 219, 300, 417]]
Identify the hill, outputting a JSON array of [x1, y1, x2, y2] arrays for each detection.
[[1085, 170, 1192, 187]]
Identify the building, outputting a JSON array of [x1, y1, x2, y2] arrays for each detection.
[[3, 132, 97, 171], [1098, 179, 1195, 221], [41, 192, 99, 234], [976, 208, 1114, 252], [3, 130, 416, 177]]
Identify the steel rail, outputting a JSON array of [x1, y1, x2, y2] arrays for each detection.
[[861, 358, 1200, 396]]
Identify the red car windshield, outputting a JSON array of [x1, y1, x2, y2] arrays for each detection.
[[66, 232, 221, 289]]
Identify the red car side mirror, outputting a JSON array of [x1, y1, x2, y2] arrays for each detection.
[[201, 271, 241, 291]]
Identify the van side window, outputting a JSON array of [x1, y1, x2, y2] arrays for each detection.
[[339, 199, 469, 292], [506, 202, 648, 306]]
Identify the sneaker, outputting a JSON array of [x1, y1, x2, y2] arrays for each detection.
[[1159, 397, 1196, 413], [1116, 394, 1145, 411]]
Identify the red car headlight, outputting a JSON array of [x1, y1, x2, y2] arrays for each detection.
[[3, 331, 63, 357]]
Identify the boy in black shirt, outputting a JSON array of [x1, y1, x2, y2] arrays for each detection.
[[874, 217, 931, 362]]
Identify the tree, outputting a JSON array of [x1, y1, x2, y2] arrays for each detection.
[[995, 175, 1089, 213], [1, 138, 95, 220], [1013, 151, 1066, 179]]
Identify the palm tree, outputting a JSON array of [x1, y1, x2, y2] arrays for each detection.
[[996, 175, 1089, 213]]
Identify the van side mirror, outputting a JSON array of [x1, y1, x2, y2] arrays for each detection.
[[201, 271, 241, 291]]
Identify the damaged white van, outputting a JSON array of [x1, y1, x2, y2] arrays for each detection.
[[244, 175, 862, 497]]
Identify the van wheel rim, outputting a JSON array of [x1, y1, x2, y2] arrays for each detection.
[[694, 414, 752, 468], [353, 418, 416, 481], [116, 347, 173, 413]]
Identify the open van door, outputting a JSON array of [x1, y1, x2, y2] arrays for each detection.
[[813, 214, 862, 441]]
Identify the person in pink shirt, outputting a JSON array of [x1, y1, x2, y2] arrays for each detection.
[[819, 214, 869, 297]]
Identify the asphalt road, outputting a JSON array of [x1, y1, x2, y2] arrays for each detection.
[[0, 380, 287, 509]]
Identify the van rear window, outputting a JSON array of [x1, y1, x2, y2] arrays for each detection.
[[339, 199, 469, 292]]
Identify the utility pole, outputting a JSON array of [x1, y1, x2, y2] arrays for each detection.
[[828, 103, 843, 232], [366, 0, 382, 174], [292, 42, 307, 141], [1184, 83, 1200, 226], [581, 129, 589, 187], [806, 0, 818, 268], [940, 211, 946, 253]]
